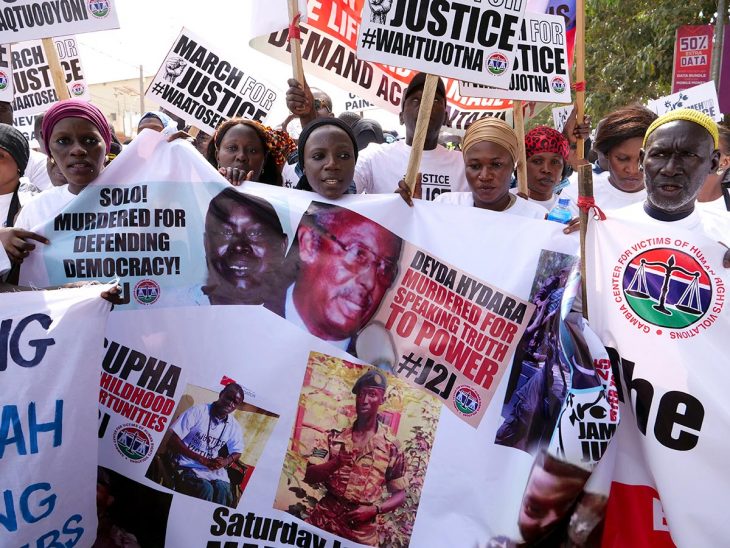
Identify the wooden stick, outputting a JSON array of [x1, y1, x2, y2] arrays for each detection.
[[574, 0, 586, 160], [287, 0, 305, 84], [42, 38, 70, 101], [575, 0, 589, 319], [578, 161, 593, 319], [513, 100, 528, 197], [404, 74, 438, 193], [187, 126, 200, 138]]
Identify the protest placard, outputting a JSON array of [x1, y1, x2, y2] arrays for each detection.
[[0, 44, 11, 102], [647, 81, 722, 122], [0, 0, 120, 43], [4, 35, 88, 116], [552, 103, 572, 132], [16, 131, 617, 546], [250, 0, 523, 129], [671, 24, 713, 93], [587, 211, 730, 546], [357, 0, 525, 88], [146, 28, 281, 134], [460, 12, 571, 103], [0, 285, 112, 548]]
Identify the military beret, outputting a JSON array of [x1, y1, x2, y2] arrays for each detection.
[[352, 369, 388, 394]]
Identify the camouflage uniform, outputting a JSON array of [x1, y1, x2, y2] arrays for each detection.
[[307, 422, 407, 545]]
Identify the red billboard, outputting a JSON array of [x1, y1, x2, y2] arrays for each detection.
[[672, 25, 714, 93]]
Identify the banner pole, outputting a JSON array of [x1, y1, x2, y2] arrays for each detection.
[[513, 100, 528, 197], [41, 38, 70, 101], [404, 74, 438, 193], [575, 0, 586, 161], [287, 0, 305, 84], [576, 0, 591, 319]]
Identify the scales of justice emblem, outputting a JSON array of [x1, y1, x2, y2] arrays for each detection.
[[622, 249, 710, 329]]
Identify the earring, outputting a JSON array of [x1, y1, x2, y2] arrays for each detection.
[[49, 157, 55, 165]]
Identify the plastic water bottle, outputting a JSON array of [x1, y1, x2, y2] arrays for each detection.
[[547, 198, 572, 224]]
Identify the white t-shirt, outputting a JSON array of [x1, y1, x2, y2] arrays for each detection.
[[22, 150, 52, 192], [14, 185, 75, 231], [434, 192, 548, 219], [697, 196, 729, 215], [561, 170, 646, 213], [611, 202, 730, 247], [170, 403, 245, 482], [354, 140, 467, 201], [1, 184, 40, 227]]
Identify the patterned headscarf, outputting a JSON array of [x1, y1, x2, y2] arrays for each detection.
[[41, 99, 112, 154], [524, 125, 570, 161], [214, 119, 296, 167], [139, 111, 176, 130]]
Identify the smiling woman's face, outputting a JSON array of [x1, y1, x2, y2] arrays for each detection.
[[48, 117, 106, 193]]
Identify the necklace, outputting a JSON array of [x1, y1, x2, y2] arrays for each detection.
[[205, 405, 227, 457]]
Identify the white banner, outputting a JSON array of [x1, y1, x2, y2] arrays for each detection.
[[0, 0, 120, 43], [146, 27, 281, 133], [0, 284, 112, 548], [356, 0, 526, 89], [17, 132, 617, 546], [460, 12, 571, 103], [586, 212, 730, 546], [647, 81, 723, 122], [5, 35, 89, 116]]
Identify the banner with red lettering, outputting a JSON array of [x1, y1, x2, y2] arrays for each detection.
[[15, 131, 618, 546]]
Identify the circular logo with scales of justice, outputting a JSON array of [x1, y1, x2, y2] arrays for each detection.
[[622, 248, 712, 329]]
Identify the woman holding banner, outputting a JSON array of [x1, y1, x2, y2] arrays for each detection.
[[205, 118, 295, 187], [430, 117, 547, 218], [294, 118, 359, 199], [13, 100, 112, 232]]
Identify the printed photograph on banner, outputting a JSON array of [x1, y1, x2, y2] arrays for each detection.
[[459, 12, 571, 104], [487, 449, 592, 547], [146, 27, 280, 134], [494, 250, 581, 454], [9, 36, 90, 117], [276, 201, 403, 357], [356, 0, 526, 88], [96, 466, 173, 548], [274, 352, 440, 548], [144, 381, 279, 508], [198, 187, 292, 310]]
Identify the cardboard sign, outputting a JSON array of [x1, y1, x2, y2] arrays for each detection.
[[0, 0, 120, 43], [460, 12, 571, 103], [4, 35, 89, 116], [357, 0, 526, 88], [647, 81, 723, 122], [146, 28, 281, 133], [671, 25, 713, 93]]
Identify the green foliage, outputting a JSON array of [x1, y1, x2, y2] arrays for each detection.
[[585, 0, 721, 120]]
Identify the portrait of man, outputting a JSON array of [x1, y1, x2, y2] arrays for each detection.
[[166, 383, 245, 506], [304, 369, 407, 545], [285, 202, 403, 353], [203, 188, 289, 312], [517, 451, 590, 545]]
